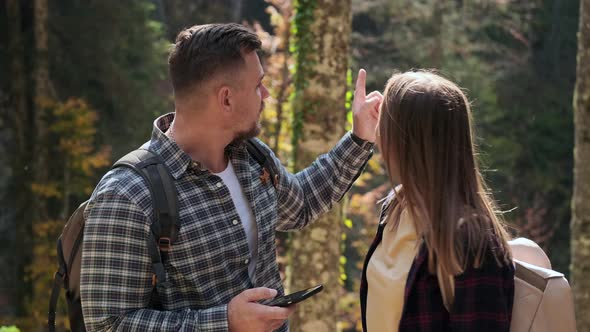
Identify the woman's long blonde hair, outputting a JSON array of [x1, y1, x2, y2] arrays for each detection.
[[378, 71, 512, 307]]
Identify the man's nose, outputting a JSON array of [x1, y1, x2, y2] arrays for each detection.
[[262, 85, 270, 99]]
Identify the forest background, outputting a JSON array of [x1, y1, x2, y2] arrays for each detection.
[[0, 0, 586, 331]]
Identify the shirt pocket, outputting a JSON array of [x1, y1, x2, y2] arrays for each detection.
[[164, 214, 243, 292]]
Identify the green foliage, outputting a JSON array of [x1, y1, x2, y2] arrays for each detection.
[[0, 326, 20, 332], [26, 97, 110, 328], [47, 98, 111, 196], [50, 0, 170, 158], [346, 68, 353, 131], [161, 0, 234, 39], [0, 0, 167, 323], [477, 0, 578, 273], [341, 1, 577, 327], [349, 0, 576, 275]]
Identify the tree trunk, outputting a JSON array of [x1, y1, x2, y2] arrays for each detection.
[[288, 0, 351, 331], [7, 0, 27, 155], [5, 0, 31, 316], [231, 0, 242, 22], [430, 0, 444, 68], [162, 0, 179, 40], [273, 2, 292, 153], [62, 160, 70, 219], [571, 0, 590, 330], [33, 0, 50, 219]]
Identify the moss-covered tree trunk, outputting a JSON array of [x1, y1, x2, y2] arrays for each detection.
[[572, 0, 590, 329], [288, 0, 351, 331]]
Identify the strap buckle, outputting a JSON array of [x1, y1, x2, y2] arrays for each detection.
[[54, 269, 65, 281], [53, 266, 66, 286], [152, 273, 172, 288], [158, 237, 172, 252]]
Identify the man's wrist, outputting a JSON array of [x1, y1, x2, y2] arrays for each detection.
[[350, 131, 374, 151]]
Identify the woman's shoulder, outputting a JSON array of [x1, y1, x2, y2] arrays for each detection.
[[455, 212, 513, 271]]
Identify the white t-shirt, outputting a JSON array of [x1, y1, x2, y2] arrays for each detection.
[[214, 160, 258, 281]]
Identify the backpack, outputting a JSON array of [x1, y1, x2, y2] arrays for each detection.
[[440, 237, 577, 332], [47, 139, 279, 332], [509, 238, 577, 332]]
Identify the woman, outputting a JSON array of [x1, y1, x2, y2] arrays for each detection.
[[360, 71, 514, 332]]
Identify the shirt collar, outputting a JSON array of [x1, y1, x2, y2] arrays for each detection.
[[148, 112, 193, 179], [147, 112, 248, 179]]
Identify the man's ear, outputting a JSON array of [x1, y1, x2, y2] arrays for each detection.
[[217, 85, 232, 113]]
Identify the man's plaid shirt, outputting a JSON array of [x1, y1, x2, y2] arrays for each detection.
[[80, 113, 372, 331]]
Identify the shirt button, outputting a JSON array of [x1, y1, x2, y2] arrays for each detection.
[[232, 219, 239, 225], [216, 182, 223, 188], [244, 259, 250, 265]]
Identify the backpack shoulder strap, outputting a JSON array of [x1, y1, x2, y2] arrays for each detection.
[[245, 138, 280, 189], [48, 150, 178, 331], [47, 201, 88, 332], [113, 149, 179, 288], [513, 259, 564, 291]]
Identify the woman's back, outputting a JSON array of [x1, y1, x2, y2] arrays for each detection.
[[361, 71, 515, 331]]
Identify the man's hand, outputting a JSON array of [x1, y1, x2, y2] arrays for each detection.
[[351, 69, 383, 143], [228, 288, 296, 332]]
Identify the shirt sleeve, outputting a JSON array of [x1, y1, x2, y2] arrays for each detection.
[[271, 131, 372, 231], [80, 188, 229, 332]]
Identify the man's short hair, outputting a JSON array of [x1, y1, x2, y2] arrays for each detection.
[[168, 23, 261, 96]]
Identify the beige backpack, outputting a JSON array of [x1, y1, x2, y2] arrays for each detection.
[[440, 237, 577, 331], [509, 238, 577, 332]]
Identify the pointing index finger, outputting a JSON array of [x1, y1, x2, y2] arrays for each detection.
[[355, 69, 367, 99]]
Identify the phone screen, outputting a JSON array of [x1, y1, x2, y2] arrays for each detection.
[[264, 284, 324, 307]]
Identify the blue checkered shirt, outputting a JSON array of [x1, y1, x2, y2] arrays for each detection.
[[80, 113, 372, 331]]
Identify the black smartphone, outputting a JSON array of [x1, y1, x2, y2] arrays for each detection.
[[265, 284, 324, 307]]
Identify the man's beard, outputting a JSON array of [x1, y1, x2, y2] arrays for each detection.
[[232, 122, 261, 144], [231, 103, 264, 144]]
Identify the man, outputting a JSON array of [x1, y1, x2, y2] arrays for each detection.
[[80, 23, 382, 331]]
